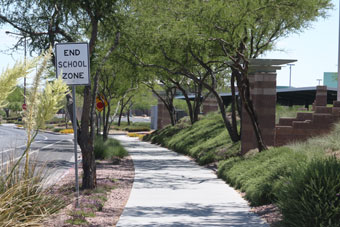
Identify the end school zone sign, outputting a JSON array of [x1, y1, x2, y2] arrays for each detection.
[[55, 42, 90, 85]]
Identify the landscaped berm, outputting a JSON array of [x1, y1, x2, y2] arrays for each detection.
[[144, 112, 340, 227]]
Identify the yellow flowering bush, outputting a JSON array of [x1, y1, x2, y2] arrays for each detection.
[[60, 129, 74, 134], [127, 132, 145, 140]]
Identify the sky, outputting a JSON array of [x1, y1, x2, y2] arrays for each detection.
[[0, 0, 339, 88], [264, 0, 339, 87]]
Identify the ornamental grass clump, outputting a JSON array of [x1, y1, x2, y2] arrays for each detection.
[[0, 49, 69, 225], [0, 178, 63, 226], [276, 157, 340, 227], [0, 159, 64, 226], [7, 48, 69, 179], [94, 136, 128, 160], [217, 147, 307, 206], [0, 59, 37, 108]]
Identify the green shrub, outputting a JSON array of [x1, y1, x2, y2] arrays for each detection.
[[126, 126, 150, 132], [218, 147, 307, 206], [276, 157, 340, 227], [111, 122, 151, 132], [288, 123, 340, 159], [45, 125, 54, 130], [146, 124, 185, 145], [275, 105, 311, 124], [110, 146, 128, 159], [144, 113, 238, 165], [94, 136, 106, 159], [94, 136, 128, 160], [46, 117, 64, 124], [53, 128, 63, 132]]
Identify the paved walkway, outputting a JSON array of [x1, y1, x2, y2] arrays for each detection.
[[114, 135, 268, 227]]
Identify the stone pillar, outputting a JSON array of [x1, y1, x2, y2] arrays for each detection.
[[157, 98, 172, 130], [315, 85, 327, 106], [202, 95, 219, 114], [241, 72, 277, 154]]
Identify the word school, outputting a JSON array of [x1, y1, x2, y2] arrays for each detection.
[[56, 48, 87, 79]]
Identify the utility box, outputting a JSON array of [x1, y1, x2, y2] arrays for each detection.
[[151, 105, 158, 130]]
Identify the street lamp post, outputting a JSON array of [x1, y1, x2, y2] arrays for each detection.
[[5, 31, 27, 105], [287, 63, 295, 87], [317, 79, 322, 86]]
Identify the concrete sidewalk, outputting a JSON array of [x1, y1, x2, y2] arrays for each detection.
[[114, 135, 268, 227]]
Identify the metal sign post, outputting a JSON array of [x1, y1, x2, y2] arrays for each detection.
[[55, 42, 90, 208], [72, 85, 80, 207]]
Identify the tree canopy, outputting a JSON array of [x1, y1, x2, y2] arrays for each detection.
[[128, 0, 332, 151]]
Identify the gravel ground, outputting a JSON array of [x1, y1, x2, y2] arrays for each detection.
[[43, 157, 134, 226], [252, 204, 282, 226]]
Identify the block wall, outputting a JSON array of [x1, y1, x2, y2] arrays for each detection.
[[202, 95, 219, 114], [275, 86, 340, 146]]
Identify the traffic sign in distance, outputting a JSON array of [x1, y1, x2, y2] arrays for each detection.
[[22, 103, 27, 110], [55, 43, 90, 85], [96, 101, 104, 112], [96, 95, 108, 112]]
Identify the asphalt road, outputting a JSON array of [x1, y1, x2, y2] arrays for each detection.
[[0, 124, 80, 186]]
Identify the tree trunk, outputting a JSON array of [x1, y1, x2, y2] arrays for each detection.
[[96, 112, 100, 136], [193, 103, 200, 122], [4, 108, 9, 118], [149, 85, 177, 127], [230, 72, 239, 138], [79, 86, 96, 189], [182, 72, 240, 142], [172, 81, 194, 124], [64, 110, 68, 129], [193, 83, 205, 123], [168, 105, 176, 126], [211, 89, 240, 142], [102, 104, 107, 141], [102, 104, 112, 141], [118, 101, 124, 127], [127, 109, 131, 125]]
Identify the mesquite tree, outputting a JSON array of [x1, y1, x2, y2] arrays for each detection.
[[0, 0, 127, 188], [131, 0, 332, 152]]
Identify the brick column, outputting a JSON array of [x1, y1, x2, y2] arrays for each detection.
[[157, 97, 172, 130], [315, 85, 327, 106], [241, 72, 277, 154], [202, 95, 219, 114]]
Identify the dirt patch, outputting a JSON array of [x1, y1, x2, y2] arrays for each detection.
[[251, 204, 282, 226], [43, 157, 134, 226]]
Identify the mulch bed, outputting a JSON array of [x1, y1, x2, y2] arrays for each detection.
[[43, 157, 134, 226]]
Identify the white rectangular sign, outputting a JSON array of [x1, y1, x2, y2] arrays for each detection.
[[55, 42, 90, 85]]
